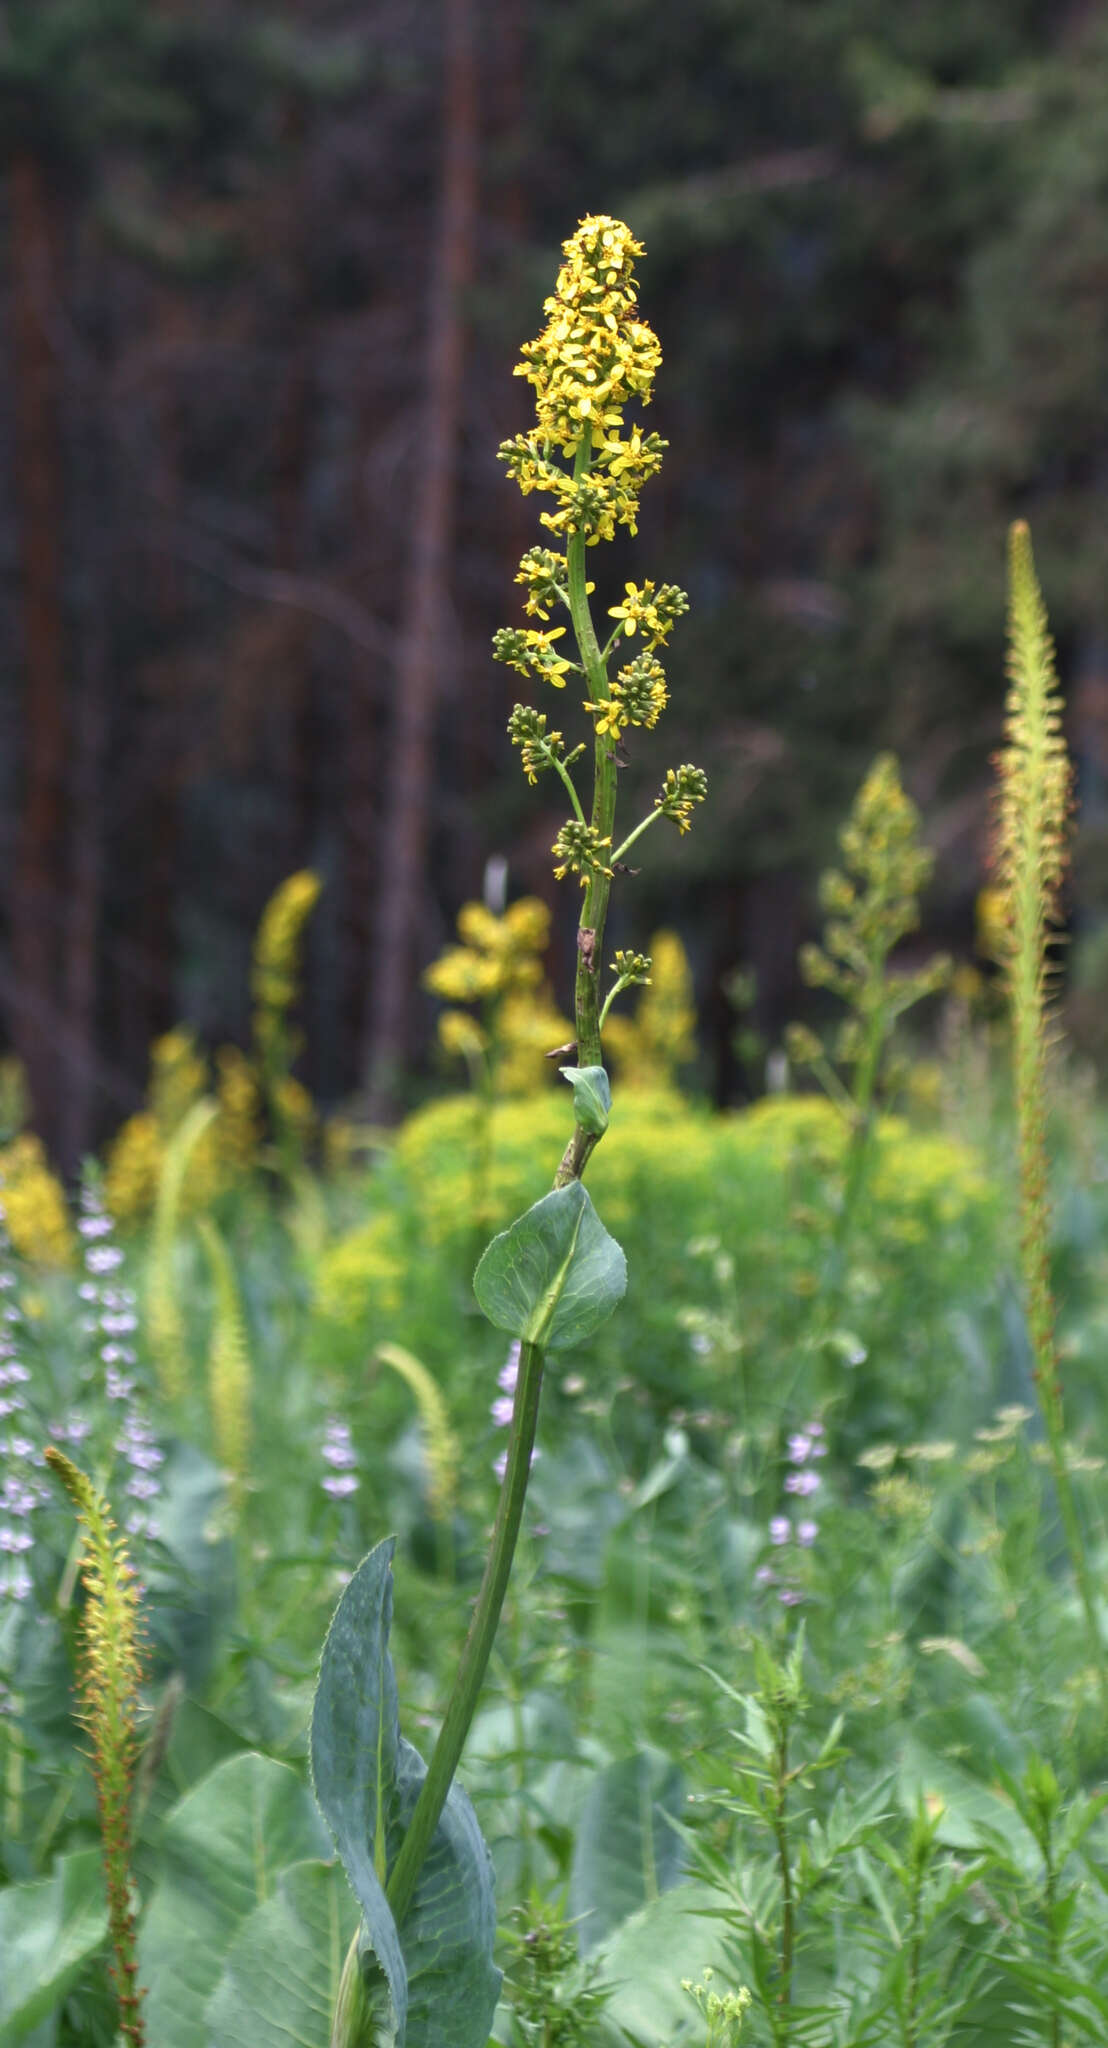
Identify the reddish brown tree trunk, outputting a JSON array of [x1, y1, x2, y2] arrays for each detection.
[[8, 150, 67, 1153], [364, 0, 478, 1115]]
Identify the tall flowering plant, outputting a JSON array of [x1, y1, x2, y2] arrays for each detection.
[[310, 217, 708, 2048]]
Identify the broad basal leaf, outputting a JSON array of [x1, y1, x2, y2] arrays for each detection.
[[472, 1181, 626, 1351], [138, 1752, 331, 2048], [310, 1541, 501, 2048], [204, 1857, 361, 2048], [569, 1750, 686, 1953], [0, 1848, 106, 2044]]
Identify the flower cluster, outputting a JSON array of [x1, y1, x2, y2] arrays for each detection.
[[497, 216, 667, 553], [655, 764, 709, 834], [514, 216, 660, 447], [425, 898, 550, 1005], [514, 546, 582, 621], [251, 869, 321, 1027], [584, 651, 668, 737], [507, 704, 570, 786], [0, 1212, 40, 1603], [799, 754, 951, 1019], [611, 949, 652, 987], [43, 1447, 145, 2043], [77, 1180, 163, 1542], [681, 1967, 752, 2046], [321, 1417, 359, 1500], [492, 625, 575, 688], [551, 820, 613, 885], [608, 580, 689, 648], [756, 1421, 827, 1605]]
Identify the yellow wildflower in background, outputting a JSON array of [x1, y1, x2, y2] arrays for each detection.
[[251, 869, 322, 1030], [424, 896, 570, 1094], [104, 1112, 161, 1225], [215, 1044, 263, 1173], [603, 930, 696, 1088], [0, 1133, 74, 1267]]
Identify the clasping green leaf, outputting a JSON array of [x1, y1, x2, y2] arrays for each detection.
[[473, 1180, 626, 1350], [559, 1063, 611, 1135]]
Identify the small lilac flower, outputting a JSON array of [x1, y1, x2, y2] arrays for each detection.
[[796, 1519, 819, 1547], [498, 1342, 521, 1395], [779, 1588, 804, 1607], [787, 1432, 812, 1465], [490, 1396, 515, 1429], [785, 1470, 820, 1497], [754, 1564, 777, 1585], [322, 1419, 359, 1500], [769, 1515, 791, 1546], [85, 1245, 124, 1275]]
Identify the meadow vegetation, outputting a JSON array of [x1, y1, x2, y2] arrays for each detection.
[[2, 225, 1108, 2048]]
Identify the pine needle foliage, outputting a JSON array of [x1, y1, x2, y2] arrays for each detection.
[[44, 1447, 146, 2047]]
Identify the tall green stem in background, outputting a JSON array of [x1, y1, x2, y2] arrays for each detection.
[[993, 520, 1106, 1710]]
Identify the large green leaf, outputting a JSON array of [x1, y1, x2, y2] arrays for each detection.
[[595, 1880, 743, 2043], [569, 1751, 686, 1954], [0, 1848, 107, 2043], [204, 1858, 360, 2047], [310, 1540, 501, 2048], [472, 1182, 626, 1351], [137, 1751, 332, 2048], [310, 1538, 408, 2038]]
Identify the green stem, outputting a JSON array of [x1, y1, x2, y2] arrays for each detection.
[[550, 749, 587, 826], [609, 807, 661, 869], [772, 1727, 794, 2013], [598, 976, 631, 1034], [557, 437, 617, 1188], [385, 1337, 546, 1926]]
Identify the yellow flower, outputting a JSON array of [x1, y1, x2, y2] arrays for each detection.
[[0, 1134, 74, 1267], [104, 1113, 162, 1226]]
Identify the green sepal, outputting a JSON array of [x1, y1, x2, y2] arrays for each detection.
[[473, 1181, 626, 1351], [559, 1063, 611, 1136]]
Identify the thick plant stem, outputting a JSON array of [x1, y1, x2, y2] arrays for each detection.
[[772, 1727, 794, 2016], [386, 1337, 546, 1925], [385, 437, 615, 1933], [557, 438, 616, 1188]]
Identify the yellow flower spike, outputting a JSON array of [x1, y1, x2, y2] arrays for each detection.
[[44, 1448, 146, 2046], [0, 1133, 74, 1266]]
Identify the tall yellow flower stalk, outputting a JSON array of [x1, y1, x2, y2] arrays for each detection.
[[45, 1448, 146, 2046], [991, 522, 1103, 1698]]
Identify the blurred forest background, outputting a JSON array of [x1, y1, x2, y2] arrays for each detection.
[[4, 0, 1108, 1169]]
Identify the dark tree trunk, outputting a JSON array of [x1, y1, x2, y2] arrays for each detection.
[[364, 0, 478, 1116], [8, 150, 67, 1154]]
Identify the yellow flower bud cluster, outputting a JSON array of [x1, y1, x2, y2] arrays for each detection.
[[498, 215, 666, 547], [551, 820, 613, 885], [515, 215, 660, 449], [0, 1132, 74, 1267], [584, 651, 668, 737]]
